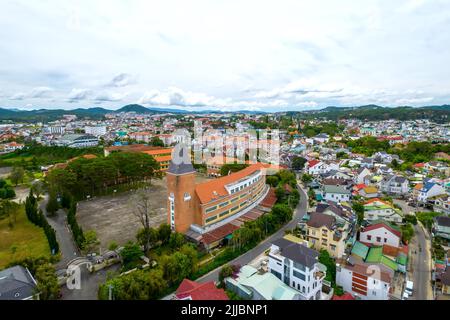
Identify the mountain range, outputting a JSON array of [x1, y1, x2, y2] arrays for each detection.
[[0, 104, 449, 123]]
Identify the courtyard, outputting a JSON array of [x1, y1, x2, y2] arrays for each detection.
[[76, 175, 211, 251]]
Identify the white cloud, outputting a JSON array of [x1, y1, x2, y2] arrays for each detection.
[[67, 88, 93, 102], [95, 91, 128, 102], [0, 0, 449, 111], [9, 87, 54, 100], [10, 92, 26, 100], [29, 86, 53, 98], [108, 73, 137, 88]]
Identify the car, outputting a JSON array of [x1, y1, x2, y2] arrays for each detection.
[[402, 291, 409, 300], [405, 280, 414, 296]]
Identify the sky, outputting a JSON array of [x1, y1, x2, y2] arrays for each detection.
[[0, 0, 450, 112]]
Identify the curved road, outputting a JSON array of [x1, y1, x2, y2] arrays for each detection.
[[39, 195, 80, 270], [197, 183, 308, 284], [393, 199, 432, 300]]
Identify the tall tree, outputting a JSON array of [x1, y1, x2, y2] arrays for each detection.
[[131, 190, 159, 254], [46, 191, 59, 216], [9, 166, 25, 186]]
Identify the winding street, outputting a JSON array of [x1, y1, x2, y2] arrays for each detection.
[[393, 199, 432, 300], [40, 195, 80, 270], [197, 183, 308, 284]]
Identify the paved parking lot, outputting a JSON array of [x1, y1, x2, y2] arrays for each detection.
[[77, 179, 168, 251]]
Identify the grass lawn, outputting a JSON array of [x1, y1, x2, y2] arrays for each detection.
[[0, 206, 50, 269]]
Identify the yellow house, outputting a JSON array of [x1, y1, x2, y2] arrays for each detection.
[[305, 212, 349, 258]]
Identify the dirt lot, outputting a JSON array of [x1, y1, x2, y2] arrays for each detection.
[[77, 175, 211, 250]]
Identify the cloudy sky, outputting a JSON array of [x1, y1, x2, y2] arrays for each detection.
[[1, 0, 450, 112]]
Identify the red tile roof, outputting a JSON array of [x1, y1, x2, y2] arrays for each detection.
[[260, 188, 277, 208], [332, 293, 355, 300], [307, 159, 321, 168], [195, 163, 268, 204], [176, 279, 229, 300], [362, 222, 401, 238], [201, 223, 240, 245]]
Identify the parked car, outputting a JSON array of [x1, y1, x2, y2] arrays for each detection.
[[405, 280, 414, 296]]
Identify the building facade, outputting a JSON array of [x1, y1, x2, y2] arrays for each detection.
[[167, 154, 271, 240], [268, 238, 326, 300]]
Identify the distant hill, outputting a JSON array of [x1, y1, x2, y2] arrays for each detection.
[[293, 105, 449, 123], [0, 104, 448, 123], [116, 104, 152, 113]]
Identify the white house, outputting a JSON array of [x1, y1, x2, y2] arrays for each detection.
[[360, 222, 402, 248], [355, 167, 372, 185], [307, 160, 327, 176], [322, 185, 352, 203], [380, 175, 409, 196], [417, 182, 447, 203], [336, 260, 393, 300], [85, 126, 107, 137], [434, 196, 450, 216], [363, 199, 403, 224], [268, 238, 326, 300]]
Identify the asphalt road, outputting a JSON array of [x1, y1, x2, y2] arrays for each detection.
[[40, 196, 80, 270], [197, 183, 308, 284], [60, 264, 121, 300], [394, 199, 432, 300]]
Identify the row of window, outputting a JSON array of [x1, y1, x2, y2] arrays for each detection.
[[229, 175, 262, 194], [204, 185, 267, 225], [204, 181, 265, 214]]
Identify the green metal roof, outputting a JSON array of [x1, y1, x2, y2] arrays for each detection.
[[351, 241, 369, 260], [363, 246, 399, 271], [366, 246, 383, 263], [380, 256, 398, 271], [396, 253, 408, 266], [236, 266, 300, 300]]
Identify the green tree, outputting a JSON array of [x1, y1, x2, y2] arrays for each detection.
[[157, 224, 172, 245], [120, 242, 143, 271], [98, 269, 165, 300], [401, 223, 415, 243], [46, 191, 59, 216], [168, 232, 186, 250], [9, 166, 25, 186], [291, 157, 307, 171], [136, 228, 159, 252], [83, 230, 100, 253], [319, 250, 336, 285], [352, 202, 365, 225], [150, 136, 165, 147], [266, 176, 279, 188], [219, 265, 234, 286], [301, 174, 313, 184]]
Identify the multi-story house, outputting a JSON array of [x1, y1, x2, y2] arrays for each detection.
[[363, 199, 403, 223], [336, 259, 394, 300], [434, 196, 450, 216], [268, 238, 326, 300], [354, 167, 372, 185], [322, 185, 352, 203], [417, 182, 447, 204], [85, 126, 107, 137], [433, 216, 450, 240], [305, 212, 350, 258], [359, 221, 402, 248], [306, 160, 327, 176], [380, 175, 409, 196]]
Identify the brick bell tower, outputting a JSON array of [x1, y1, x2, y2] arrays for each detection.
[[167, 145, 198, 233]]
